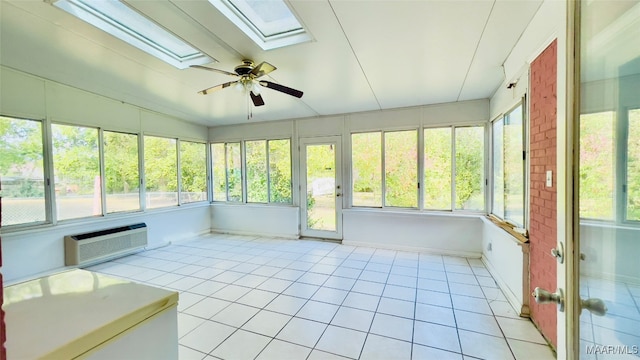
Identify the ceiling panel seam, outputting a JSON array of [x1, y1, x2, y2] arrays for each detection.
[[327, 0, 381, 110], [456, 0, 496, 102]]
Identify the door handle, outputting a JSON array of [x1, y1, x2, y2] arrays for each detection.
[[581, 298, 607, 316], [532, 287, 565, 312], [336, 193, 342, 197]]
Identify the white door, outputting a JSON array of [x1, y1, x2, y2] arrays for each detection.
[[299, 136, 343, 240], [574, 1, 640, 359]]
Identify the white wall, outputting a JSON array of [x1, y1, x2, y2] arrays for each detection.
[[0, 67, 211, 282], [2, 205, 211, 282], [344, 210, 483, 257], [1, 66, 208, 140], [481, 218, 529, 316], [210, 203, 299, 238]]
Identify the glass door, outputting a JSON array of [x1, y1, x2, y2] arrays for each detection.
[[577, 1, 640, 358], [299, 136, 342, 240]]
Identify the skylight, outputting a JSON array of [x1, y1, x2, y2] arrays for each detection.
[[52, 0, 214, 69], [209, 0, 311, 50]]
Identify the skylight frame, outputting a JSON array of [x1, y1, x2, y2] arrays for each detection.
[[208, 0, 312, 50], [51, 0, 214, 69]]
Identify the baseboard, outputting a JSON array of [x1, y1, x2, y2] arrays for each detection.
[[482, 255, 528, 317], [210, 228, 300, 240], [342, 239, 482, 258]]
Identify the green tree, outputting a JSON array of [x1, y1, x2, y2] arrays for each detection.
[[52, 124, 99, 194]]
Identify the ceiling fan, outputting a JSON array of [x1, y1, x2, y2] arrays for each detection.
[[191, 59, 303, 107]]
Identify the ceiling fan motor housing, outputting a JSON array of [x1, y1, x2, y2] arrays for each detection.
[[234, 59, 255, 75]]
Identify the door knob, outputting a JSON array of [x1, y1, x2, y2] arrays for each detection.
[[336, 193, 342, 197], [581, 298, 607, 316], [532, 287, 565, 312]]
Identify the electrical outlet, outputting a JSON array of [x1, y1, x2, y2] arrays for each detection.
[[487, 242, 492, 251]]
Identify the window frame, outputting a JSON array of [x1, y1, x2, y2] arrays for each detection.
[[490, 100, 527, 229], [350, 124, 486, 213], [211, 138, 293, 205], [0, 116, 50, 228]]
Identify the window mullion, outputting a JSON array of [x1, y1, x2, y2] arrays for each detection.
[[266, 140, 272, 203], [98, 128, 106, 216], [381, 131, 387, 208]]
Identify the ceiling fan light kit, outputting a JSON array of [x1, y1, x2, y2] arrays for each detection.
[[191, 59, 303, 108]]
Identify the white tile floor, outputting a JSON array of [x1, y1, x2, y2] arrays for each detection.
[[88, 233, 555, 360]]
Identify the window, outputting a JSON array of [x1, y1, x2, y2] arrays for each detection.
[[246, 140, 268, 203], [350, 130, 418, 209], [52, 124, 101, 220], [424, 128, 452, 210], [208, 0, 311, 50], [455, 126, 485, 211], [52, 0, 213, 69], [104, 131, 140, 213], [211, 142, 242, 202], [180, 141, 207, 204], [579, 111, 615, 220], [212, 139, 292, 204], [0, 116, 46, 226], [268, 139, 292, 203], [144, 136, 177, 208], [385, 130, 418, 208], [627, 108, 640, 221], [492, 104, 525, 226], [352, 132, 382, 207], [211, 143, 227, 202]]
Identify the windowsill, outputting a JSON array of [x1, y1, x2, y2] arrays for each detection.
[[0, 202, 210, 236], [344, 207, 486, 219], [485, 215, 529, 244], [210, 202, 297, 208]]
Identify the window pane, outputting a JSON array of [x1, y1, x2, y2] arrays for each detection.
[[226, 142, 242, 202], [211, 143, 226, 201], [627, 108, 640, 221], [52, 124, 101, 220], [579, 111, 615, 219], [455, 126, 484, 210], [424, 128, 452, 210], [144, 136, 177, 208], [180, 141, 207, 204], [246, 140, 268, 203], [352, 132, 382, 207], [385, 130, 417, 208], [504, 106, 525, 226], [269, 139, 292, 203], [104, 131, 139, 213], [492, 120, 504, 218], [0, 117, 46, 225]]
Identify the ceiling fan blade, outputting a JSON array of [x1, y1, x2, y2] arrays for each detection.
[[250, 91, 265, 106], [259, 81, 303, 98], [198, 80, 238, 95], [190, 65, 239, 77], [250, 62, 276, 78]]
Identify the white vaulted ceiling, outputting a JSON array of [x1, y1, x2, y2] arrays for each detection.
[[0, 0, 543, 126]]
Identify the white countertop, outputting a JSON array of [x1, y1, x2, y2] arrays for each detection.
[[3, 269, 178, 360]]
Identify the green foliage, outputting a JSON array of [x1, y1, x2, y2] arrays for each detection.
[[424, 128, 452, 209], [180, 141, 207, 199], [579, 112, 615, 219], [455, 127, 484, 210], [104, 131, 139, 194], [0, 117, 45, 198], [352, 132, 382, 206], [144, 136, 177, 192], [385, 131, 417, 208], [52, 124, 100, 195]]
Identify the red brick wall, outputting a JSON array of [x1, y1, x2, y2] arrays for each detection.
[[529, 39, 558, 347]]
